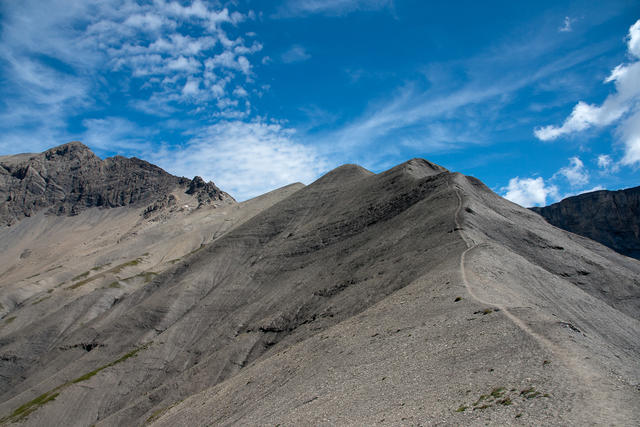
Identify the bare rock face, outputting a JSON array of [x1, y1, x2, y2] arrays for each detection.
[[531, 186, 640, 259], [0, 142, 234, 226], [186, 176, 230, 207]]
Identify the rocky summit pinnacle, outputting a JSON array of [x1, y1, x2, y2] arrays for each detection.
[[0, 142, 234, 226]]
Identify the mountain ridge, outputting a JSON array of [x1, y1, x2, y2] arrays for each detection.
[[0, 142, 234, 226], [0, 145, 638, 426]]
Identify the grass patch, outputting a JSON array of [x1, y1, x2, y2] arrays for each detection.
[[45, 265, 63, 272], [122, 271, 158, 285], [26, 273, 40, 280], [460, 385, 526, 413], [4, 316, 15, 324], [67, 277, 96, 290], [71, 271, 90, 282], [32, 296, 51, 306], [70, 344, 149, 384], [490, 387, 505, 398], [473, 404, 491, 411], [109, 258, 144, 275], [47, 289, 54, 294], [108, 281, 122, 289], [0, 390, 60, 423], [67, 255, 148, 290], [91, 262, 111, 271], [521, 387, 540, 399], [145, 399, 184, 424], [0, 343, 151, 423], [473, 395, 487, 406], [499, 397, 512, 405], [187, 244, 206, 256], [139, 272, 157, 284], [165, 245, 206, 266]]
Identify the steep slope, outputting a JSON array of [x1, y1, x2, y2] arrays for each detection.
[[152, 170, 640, 426], [0, 158, 638, 426], [0, 182, 302, 403], [531, 186, 640, 260], [0, 142, 234, 226]]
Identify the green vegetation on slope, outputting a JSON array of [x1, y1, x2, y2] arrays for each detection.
[[0, 343, 151, 424]]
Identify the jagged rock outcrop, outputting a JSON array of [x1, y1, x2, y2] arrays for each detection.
[[0, 142, 234, 226], [531, 186, 640, 259], [186, 176, 230, 207]]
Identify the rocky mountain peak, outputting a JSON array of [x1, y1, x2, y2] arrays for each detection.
[[43, 141, 95, 160], [0, 142, 235, 226]]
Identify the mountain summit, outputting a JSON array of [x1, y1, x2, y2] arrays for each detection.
[[0, 147, 638, 426], [0, 142, 234, 226]]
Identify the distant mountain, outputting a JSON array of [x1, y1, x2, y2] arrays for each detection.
[[0, 142, 234, 226], [531, 186, 640, 260]]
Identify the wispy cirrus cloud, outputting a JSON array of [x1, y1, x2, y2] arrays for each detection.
[[281, 45, 312, 63], [315, 34, 610, 158], [276, 0, 393, 17]]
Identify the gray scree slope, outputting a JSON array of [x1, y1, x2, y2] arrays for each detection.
[[0, 150, 638, 426], [531, 186, 640, 260]]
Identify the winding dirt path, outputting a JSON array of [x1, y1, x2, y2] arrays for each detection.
[[453, 188, 624, 423]]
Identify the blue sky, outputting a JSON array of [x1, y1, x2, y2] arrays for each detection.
[[1, 0, 639, 205]]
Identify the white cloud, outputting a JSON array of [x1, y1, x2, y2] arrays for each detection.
[[534, 19, 640, 167], [559, 16, 574, 33], [628, 19, 640, 58], [0, 0, 260, 126], [166, 55, 201, 72], [182, 78, 200, 96], [555, 156, 589, 187], [276, 0, 393, 17], [596, 153, 620, 173], [503, 177, 559, 207], [281, 45, 311, 63], [503, 155, 605, 207], [206, 51, 254, 75], [233, 86, 248, 97], [620, 109, 640, 165], [150, 121, 328, 200]]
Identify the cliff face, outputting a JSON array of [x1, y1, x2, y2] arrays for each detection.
[[0, 142, 234, 226], [531, 186, 640, 259]]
